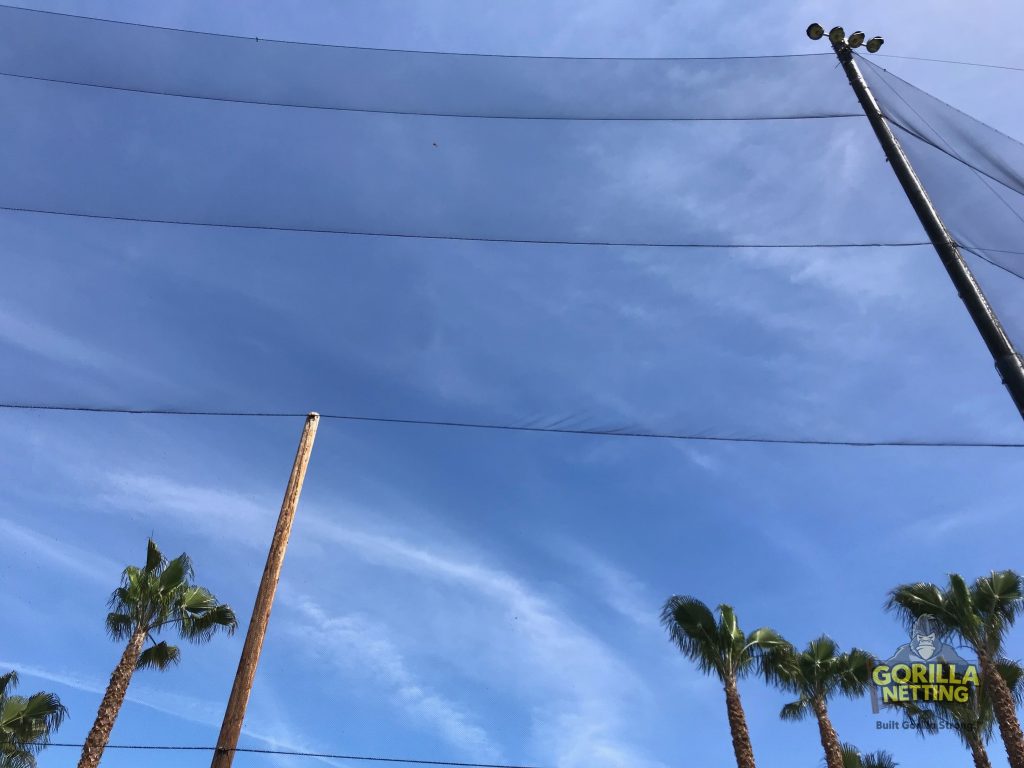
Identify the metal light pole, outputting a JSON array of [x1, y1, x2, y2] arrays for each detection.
[[807, 23, 1024, 422]]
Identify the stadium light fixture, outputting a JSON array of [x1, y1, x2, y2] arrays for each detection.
[[805, 21, 1024, 420], [807, 24, 885, 54]]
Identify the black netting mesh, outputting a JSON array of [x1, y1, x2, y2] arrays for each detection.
[[1, 5, 1023, 441], [0, 6, 861, 121], [861, 56, 1024, 351]]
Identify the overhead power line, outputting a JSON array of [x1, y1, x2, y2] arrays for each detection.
[[0, 205, 932, 250], [1, 403, 1022, 448], [43, 743, 544, 768], [0, 71, 860, 121]]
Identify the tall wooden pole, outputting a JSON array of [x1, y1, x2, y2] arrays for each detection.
[[211, 412, 320, 768]]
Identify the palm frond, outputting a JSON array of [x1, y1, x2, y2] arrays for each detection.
[[0, 672, 17, 700], [105, 612, 136, 641], [175, 601, 238, 644], [885, 582, 947, 631], [861, 749, 898, 768], [159, 554, 194, 591], [0, 747, 38, 768], [0, 674, 65, 763], [16, 693, 66, 735], [136, 642, 182, 671], [997, 658, 1024, 706], [660, 596, 722, 677], [779, 698, 809, 721], [144, 539, 164, 573]]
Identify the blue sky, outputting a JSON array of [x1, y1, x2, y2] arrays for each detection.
[[1, 2, 1024, 768]]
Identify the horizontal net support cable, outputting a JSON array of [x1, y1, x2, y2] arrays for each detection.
[[0, 206, 933, 250], [2, 404, 1022, 448], [0, 70, 862, 121], [9, 5, 1023, 70], [0, 4, 843, 60], [0, 5, 863, 120]]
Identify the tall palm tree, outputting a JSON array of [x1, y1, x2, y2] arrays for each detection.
[[78, 539, 237, 768], [838, 743, 897, 768], [0, 671, 66, 768], [887, 571, 1024, 768], [767, 636, 873, 768], [661, 596, 789, 768], [900, 660, 1024, 768]]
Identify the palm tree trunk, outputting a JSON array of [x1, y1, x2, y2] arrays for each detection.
[[980, 652, 1024, 768], [78, 626, 146, 768], [722, 676, 757, 768], [965, 731, 993, 768], [811, 696, 845, 768]]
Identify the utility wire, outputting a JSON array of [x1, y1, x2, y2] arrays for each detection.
[[43, 743, 544, 768], [1, 403, 1022, 448], [0, 206, 933, 250], [0, 71, 860, 122]]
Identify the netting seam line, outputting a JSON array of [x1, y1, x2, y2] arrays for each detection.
[[860, 56, 1024, 152], [1, 404, 1021, 448], [0, 4, 833, 61], [866, 66, 1024, 275], [886, 118, 1024, 203], [874, 53, 1024, 74], [0, 205, 935, 249], [0, 71, 863, 122], [40, 743, 541, 768], [959, 245, 1024, 281]]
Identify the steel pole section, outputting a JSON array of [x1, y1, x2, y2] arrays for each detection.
[[832, 40, 1024, 421]]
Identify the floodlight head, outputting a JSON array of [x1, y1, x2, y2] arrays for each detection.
[[848, 31, 866, 48], [828, 26, 846, 45], [806, 23, 825, 40], [865, 36, 885, 53]]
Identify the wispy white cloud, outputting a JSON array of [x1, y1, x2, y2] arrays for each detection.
[[100, 472, 274, 548], [0, 302, 162, 385], [91, 469, 668, 767], [0, 660, 221, 727], [0, 515, 119, 585], [291, 598, 502, 762], [545, 540, 657, 630], [4, 660, 337, 765], [302, 516, 669, 768]]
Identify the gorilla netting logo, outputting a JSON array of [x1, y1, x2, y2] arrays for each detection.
[[870, 615, 979, 709]]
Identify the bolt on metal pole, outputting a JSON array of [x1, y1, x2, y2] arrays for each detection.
[[830, 38, 1024, 422]]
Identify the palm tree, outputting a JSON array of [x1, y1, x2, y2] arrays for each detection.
[[0, 671, 66, 768], [887, 571, 1024, 768], [78, 539, 237, 768], [661, 596, 789, 768], [767, 636, 873, 768], [900, 660, 1024, 768], [838, 743, 897, 768]]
